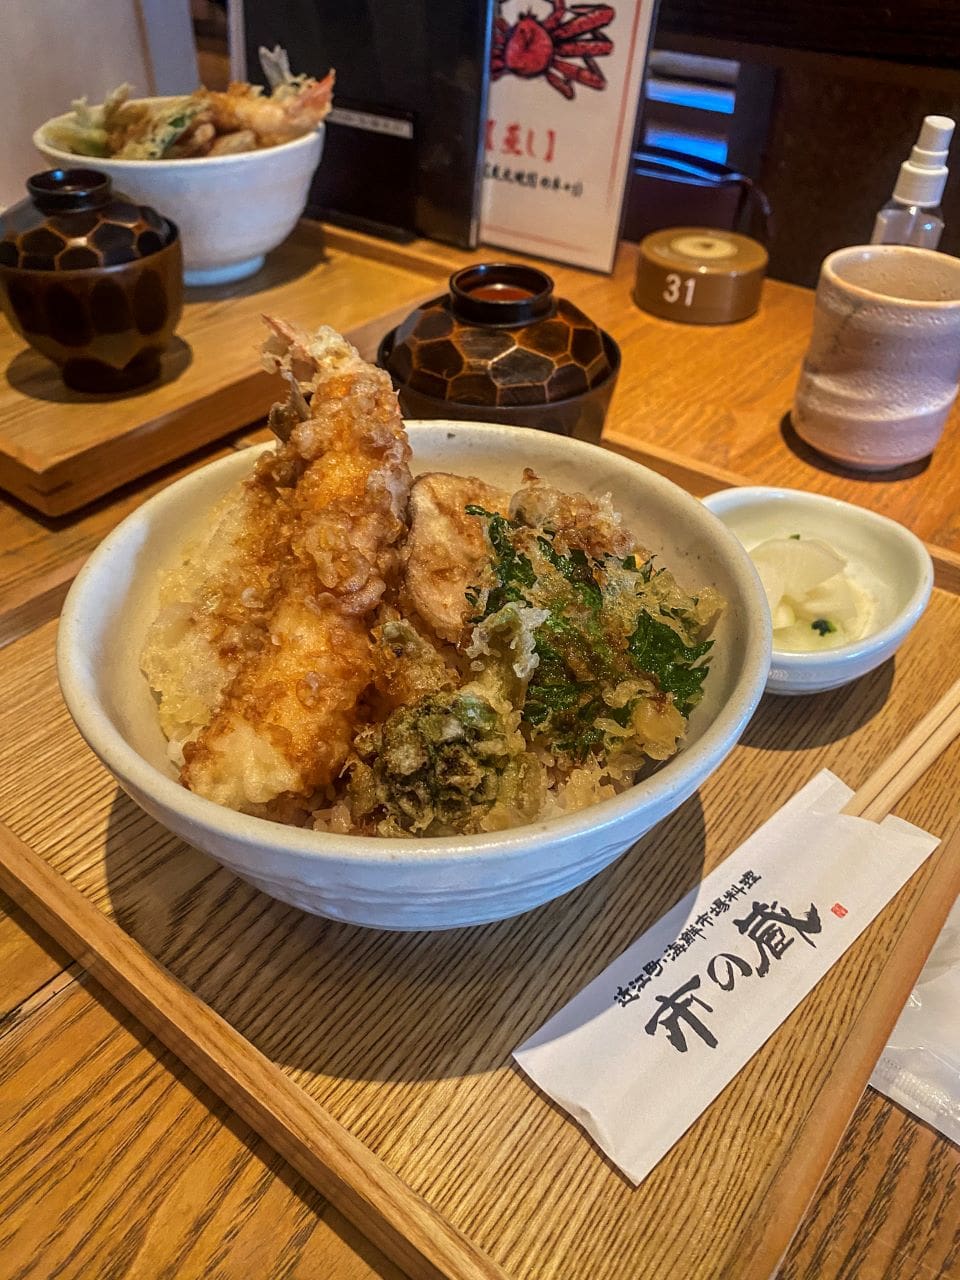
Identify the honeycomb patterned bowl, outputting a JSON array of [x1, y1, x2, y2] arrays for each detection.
[[379, 263, 620, 443], [0, 169, 183, 391]]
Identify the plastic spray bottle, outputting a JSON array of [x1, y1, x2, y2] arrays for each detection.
[[871, 115, 955, 249]]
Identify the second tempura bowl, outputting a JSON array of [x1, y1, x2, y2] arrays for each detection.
[[35, 103, 325, 285]]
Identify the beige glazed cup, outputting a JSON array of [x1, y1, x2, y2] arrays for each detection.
[[792, 245, 960, 470]]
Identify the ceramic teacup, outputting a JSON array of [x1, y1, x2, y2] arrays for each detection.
[[792, 244, 960, 470]]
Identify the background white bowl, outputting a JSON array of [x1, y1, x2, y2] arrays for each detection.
[[57, 423, 771, 930], [703, 486, 933, 695], [34, 101, 324, 285]]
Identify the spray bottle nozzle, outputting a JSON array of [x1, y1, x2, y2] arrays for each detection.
[[893, 114, 955, 206]]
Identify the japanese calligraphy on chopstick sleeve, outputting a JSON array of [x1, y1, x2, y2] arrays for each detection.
[[514, 770, 940, 1185]]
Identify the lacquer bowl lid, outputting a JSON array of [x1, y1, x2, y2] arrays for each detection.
[[383, 262, 613, 409], [0, 168, 176, 270]]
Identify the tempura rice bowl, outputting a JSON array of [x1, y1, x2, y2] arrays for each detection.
[[57, 423, 771, 930]]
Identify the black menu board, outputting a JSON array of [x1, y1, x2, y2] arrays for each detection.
[[242, 0, 492, 247]]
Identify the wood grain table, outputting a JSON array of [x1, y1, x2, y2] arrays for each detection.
[[1, 228, 958, 1280], [0, 222, 443, 515]]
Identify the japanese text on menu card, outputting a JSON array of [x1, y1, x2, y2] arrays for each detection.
[[481, 0, 655, 273]]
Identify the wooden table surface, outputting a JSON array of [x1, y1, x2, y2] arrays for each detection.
[[1, 229, 958, 1280], [0, 222, 442, 515]]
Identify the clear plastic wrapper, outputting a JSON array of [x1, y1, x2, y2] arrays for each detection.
[[871, 896, 960, 1144]]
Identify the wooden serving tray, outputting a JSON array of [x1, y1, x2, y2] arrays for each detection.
[[1, 597, 959, 1279], [0, 223, 442, 517]]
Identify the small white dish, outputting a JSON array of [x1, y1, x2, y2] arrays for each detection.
[[702, 486, 933, 696], [34, 102, 325, 285]]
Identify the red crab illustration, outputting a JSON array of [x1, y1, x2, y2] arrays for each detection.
[[491, 0, 616, 100]]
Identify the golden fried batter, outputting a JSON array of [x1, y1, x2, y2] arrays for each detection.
[[509, 468, 636, 561], [401, 472, 510, 643], [143, 328, 724, 838], [369, 615, 457, 714], [142, 320, 411, 813]]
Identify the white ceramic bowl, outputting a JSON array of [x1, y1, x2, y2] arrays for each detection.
[[57, 423, 771, 931], [34, 101, 325, 285], [702, 486, 933, 696]]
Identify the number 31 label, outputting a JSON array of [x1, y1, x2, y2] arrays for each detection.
[[662, 273, 696, 306]]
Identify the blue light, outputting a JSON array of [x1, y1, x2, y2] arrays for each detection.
[[644, 127, 728, 165], [646, 80, 735, 115]]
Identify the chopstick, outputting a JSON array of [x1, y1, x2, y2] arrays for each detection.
[[0, 822, 508, 1280], [843, 675, 960, 822]]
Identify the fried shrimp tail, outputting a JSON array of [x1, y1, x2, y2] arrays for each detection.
[[142, 320, 411, 813], [52, 46, 333, 160], [202, 70, 334, 148]]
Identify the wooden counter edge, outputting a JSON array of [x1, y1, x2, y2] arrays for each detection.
[[0, 820, 508, 1280], [0, 554, 86, 651], [0, 370, 281, 515]]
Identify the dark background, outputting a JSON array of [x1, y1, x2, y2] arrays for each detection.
[[650, 0, 960, 284], [229, 0, 960, 284], [243, 0, 491, 247]]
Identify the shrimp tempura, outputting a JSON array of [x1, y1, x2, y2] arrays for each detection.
[[141, 319, 411, 814]]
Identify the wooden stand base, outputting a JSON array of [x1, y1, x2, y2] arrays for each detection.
[[0, 223, 441, 516]]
